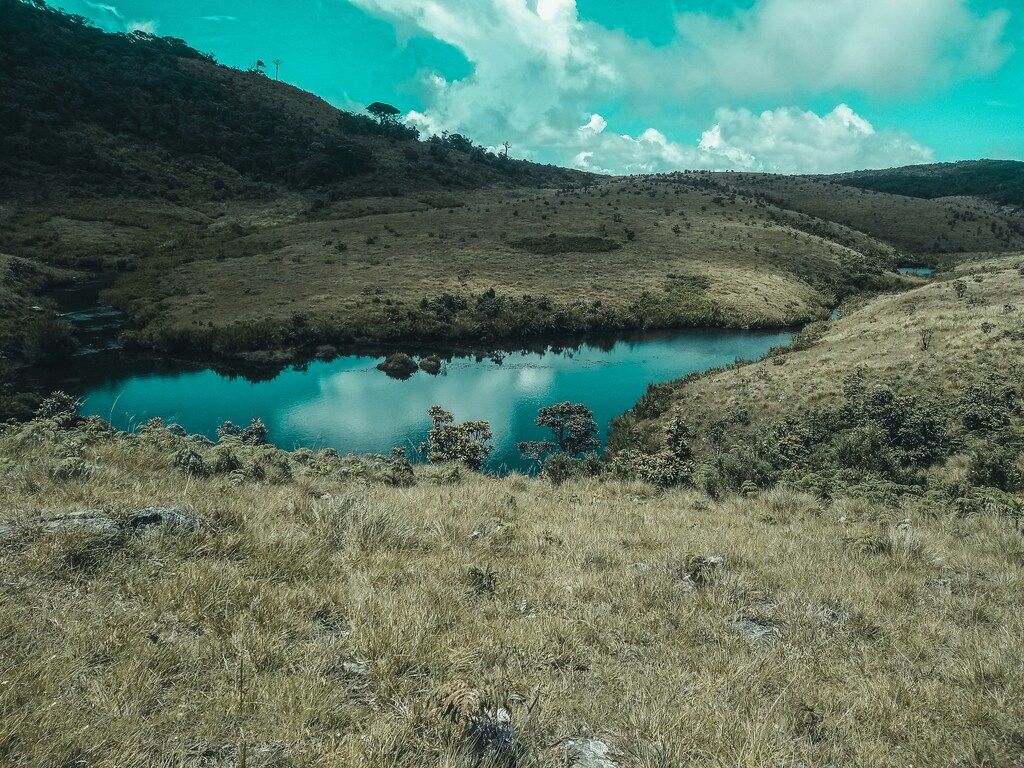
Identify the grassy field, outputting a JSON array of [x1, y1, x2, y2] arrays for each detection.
[[0, 172, 941, 365], [615, 252, 1024, 450], [721, 173, 1024, 257], [2, 405, 1023, 767], [5, 168, 1023, 367]]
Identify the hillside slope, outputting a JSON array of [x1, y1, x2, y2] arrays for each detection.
[[718, 172, 1024, 256], [2, 0, 1024, 373], [833, 160, 1024, 207], [0, 0, 584, 201], [2, 399, 1022, 767], [613, 252, 1024, 499]]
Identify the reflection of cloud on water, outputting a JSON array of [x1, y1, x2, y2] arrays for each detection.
[[78, 330, 794, 472], [279, 361, 557, 456]]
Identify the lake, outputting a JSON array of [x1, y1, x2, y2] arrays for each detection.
[[64, 329, 792, 473], [898, 266, 935, 277]]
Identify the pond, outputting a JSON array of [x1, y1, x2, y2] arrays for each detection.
[[898, 266, 935, 277], [59, 329, 792, 474]]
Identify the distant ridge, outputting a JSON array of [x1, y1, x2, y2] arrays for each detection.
[[830, 160, 1024, 207]]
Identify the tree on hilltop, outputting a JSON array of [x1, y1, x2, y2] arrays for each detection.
[[367, 101, 401, 126]]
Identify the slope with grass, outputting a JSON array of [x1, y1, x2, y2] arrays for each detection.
[[94, 177, 913, 361], [834, 160, 1024, 207], [2, 401, 1022, 767], [719, 172, 1024, 257], [4, 2, 1024, 372], [612, 252, 1024, 499]]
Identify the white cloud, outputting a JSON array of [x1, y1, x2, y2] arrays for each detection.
[[200, 15, 238, 22], [673, 0, 1011, 97], [127, 19, 159, 35], [84, 1, 123, 20], [559, 104, 933, 175], [579, 114, 607, 134], [347, 0, 1006, 173]]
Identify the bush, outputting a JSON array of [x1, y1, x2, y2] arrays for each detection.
[[217, 419, 268, 445], [420, 406, 493, 470], [540, 452, 602, 485]]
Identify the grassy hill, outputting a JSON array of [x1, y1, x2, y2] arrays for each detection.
[[833, 160, 1024, 207], [0, 0, 584, 202], [2, 300, 1022, 767], [3, 1, 1024, 372], [716, 172, 1024, 256], [612, 253, 1024, 500]]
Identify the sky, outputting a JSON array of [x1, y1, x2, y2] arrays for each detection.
[[58, 0, 1023, 174]]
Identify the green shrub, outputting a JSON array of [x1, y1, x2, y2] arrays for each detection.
[[420, 406, 493, 470]]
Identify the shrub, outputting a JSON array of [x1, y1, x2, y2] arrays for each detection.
[[172, 448, 207, 477], [420, 406, 493, 470], [534, 402, 598, 456], [33, 392, 80, 430], [217, 419, 269, 445]]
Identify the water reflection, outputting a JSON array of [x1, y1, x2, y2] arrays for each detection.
[[71, 329, 792, 473]]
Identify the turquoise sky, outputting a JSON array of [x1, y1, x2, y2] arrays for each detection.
[[57, 0, 1023, 173]]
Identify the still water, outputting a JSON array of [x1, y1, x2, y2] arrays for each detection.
[[70, 330, 792, 473]]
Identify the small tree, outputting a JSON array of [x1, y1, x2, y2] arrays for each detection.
[[420, 406, 493, 470], [252, 59, 266, 76], [367, 101, 401, 126], [272, 58, 283, 80], [533, 402, 598, 456]]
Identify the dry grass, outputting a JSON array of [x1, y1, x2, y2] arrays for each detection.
[[620, 252, 1024, 449], [2, 415, 1023, 766], [723, 173, 1024, 256], [4, 171, 1022, 362], [6, 176, 917, 360]]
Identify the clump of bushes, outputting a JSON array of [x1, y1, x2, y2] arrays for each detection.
[[217, 419, 268, 445], [421, 406, 493, 470], [612, 416, 695, 487], [613, 368, 1022, 497]]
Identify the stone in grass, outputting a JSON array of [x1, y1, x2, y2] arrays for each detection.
[[124, 506, 210, 534], [376, 352, 418, 379], [735, 614, 781, 646], [675, 554, 724, 591], [42, 510, 122, 541], [563, 737, 618, 768], [465, 708, 521, 767], [419, 354, 443, 375]]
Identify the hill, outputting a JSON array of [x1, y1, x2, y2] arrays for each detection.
[[612, 252, 1024, 500], [2, 297, 1022, 767], [833, 160, 1024, 207], [714, 171, 1024, 256], [0, 0, 584, 202], [2, 0, 1024, 373]]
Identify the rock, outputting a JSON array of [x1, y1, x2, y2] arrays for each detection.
[[735, 615, 781, 645], [563, 738, 618, 768], [42, 510, 121, 540], [419, 354, 443, 375], [675, 554, 724, 591], [465, 708, 521, 767], [376, 352, 418, 379], [125, 506, 209, 534]]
